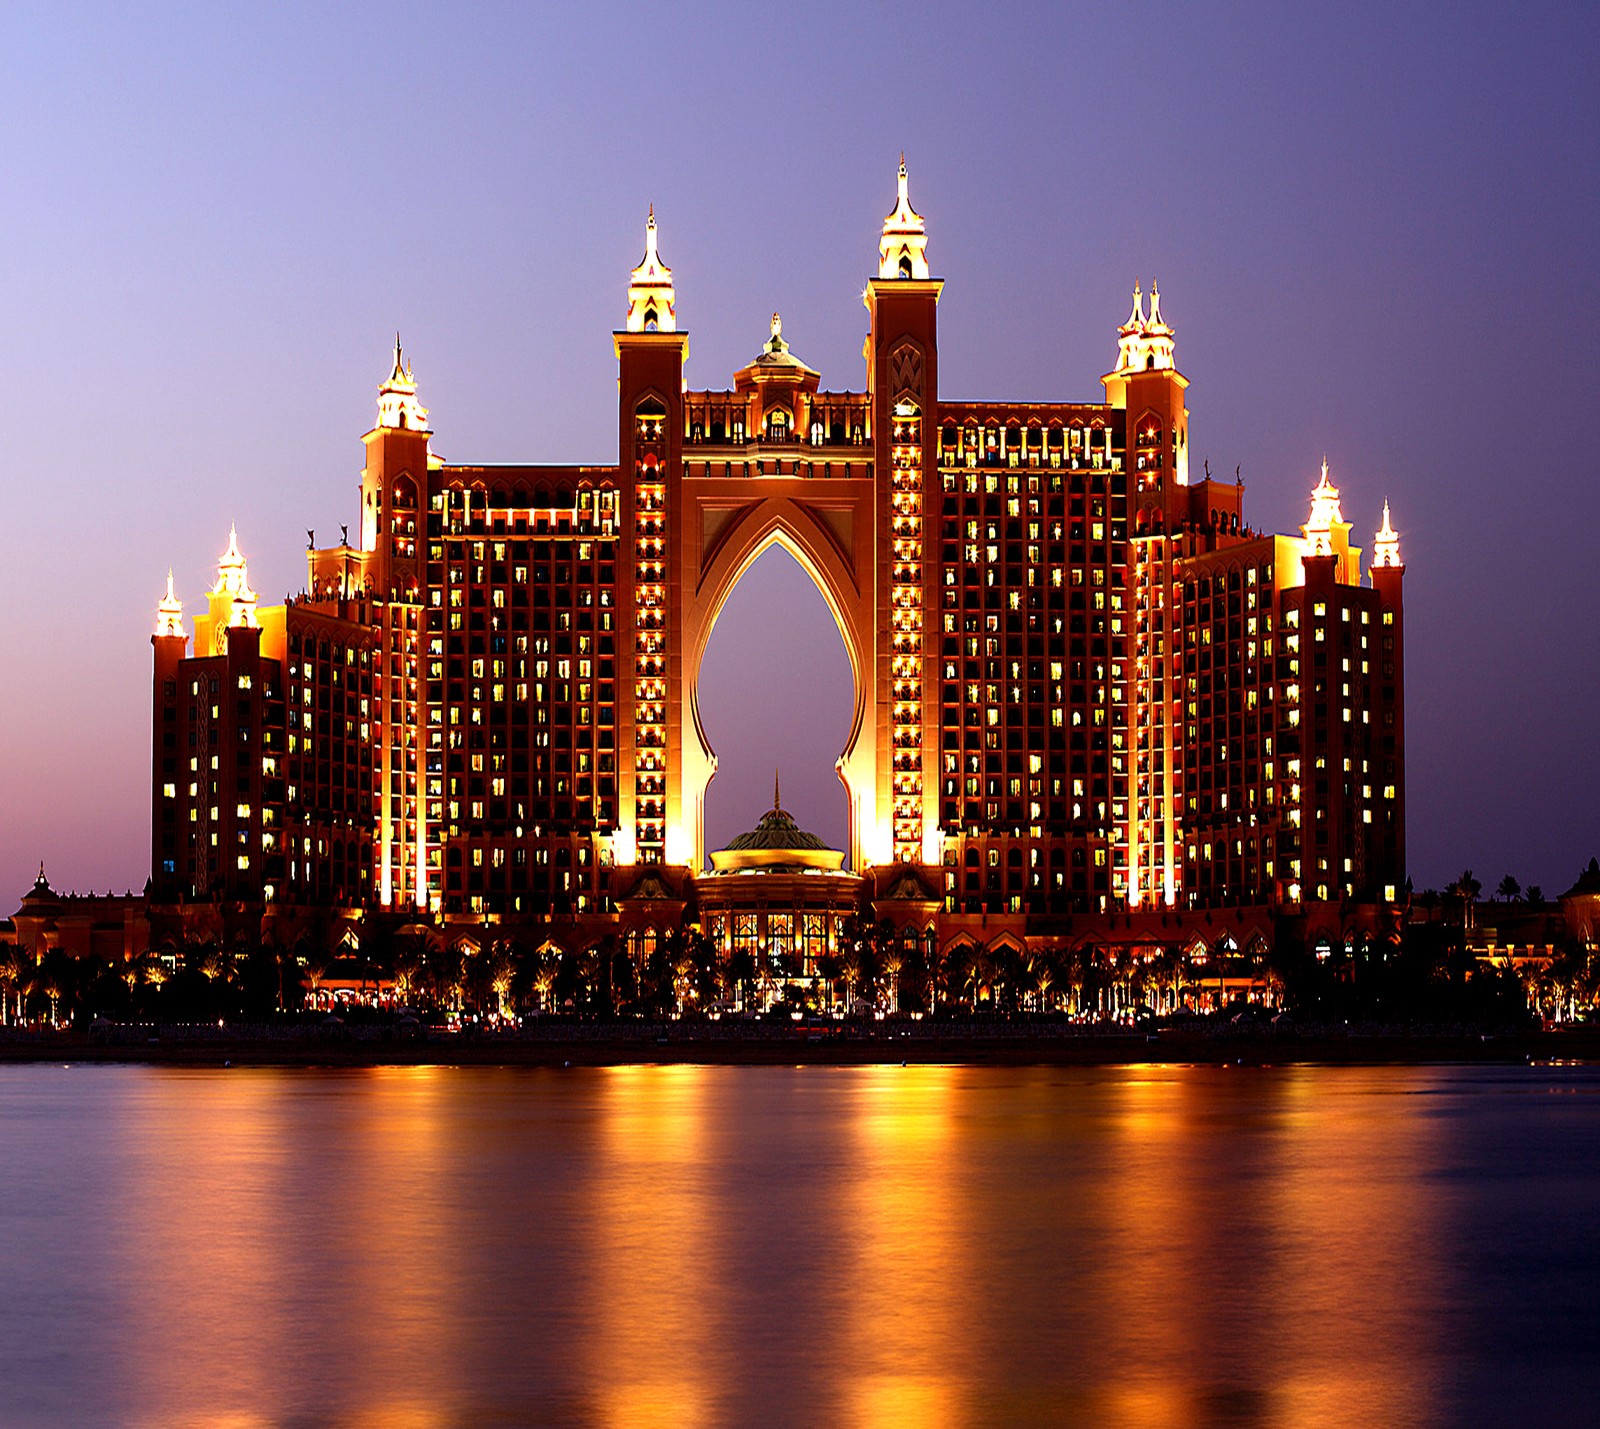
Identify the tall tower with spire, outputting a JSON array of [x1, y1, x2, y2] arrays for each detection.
[[878, 154, 930, 281], [865, 157, 941, 866], [360, 337, 432, 600], [616, 207, 690, 867], [151, 571, 189, 895], [1103, 278, 1190, 521], [625, 206, 677, 333]]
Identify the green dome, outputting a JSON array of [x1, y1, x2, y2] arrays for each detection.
[[708, 782, 847, 873], [723, 806, 833, 853]]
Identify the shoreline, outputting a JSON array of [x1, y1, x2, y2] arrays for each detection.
[[2, 1027, 1595, 1069]]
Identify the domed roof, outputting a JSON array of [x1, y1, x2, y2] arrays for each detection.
[[724, 804, 834, 854], [709, 776, 846, 873], [19, 863, 58, 906]]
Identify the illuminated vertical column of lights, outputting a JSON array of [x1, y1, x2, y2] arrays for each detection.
[[1130, 537, 1179, 909], [423, 489, 453, 911], [889, 399, 924, 862], [382, 601, 424, 909], [632, 413, 667, 864], [1281, 602, 1303, 902]]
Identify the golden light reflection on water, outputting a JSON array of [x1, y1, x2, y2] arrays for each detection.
[[112, 1066, 468, 1429], [837, 1065, 964, 1429], [1086, 1065, 1448, 1428], [7, 1062, 1488, 1427], [579, 1064, 717, 1428]]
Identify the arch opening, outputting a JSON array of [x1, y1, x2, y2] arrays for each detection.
[[695, 545, 854, 869]]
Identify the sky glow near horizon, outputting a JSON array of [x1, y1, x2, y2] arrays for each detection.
[[1, 2, 1597, 901]]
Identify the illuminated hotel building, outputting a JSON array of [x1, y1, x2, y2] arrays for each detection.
[[149, 162, 1406, 955]]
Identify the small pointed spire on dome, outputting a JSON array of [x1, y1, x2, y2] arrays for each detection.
[[774, 768, 782, 813]]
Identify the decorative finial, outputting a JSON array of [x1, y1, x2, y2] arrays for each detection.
[[627, 205, 677, 332], [377, 336, 428, 430], [156, 565, 185, 637], [774, 769, 781, 812], [1303, 458, 1345, 557], [1373, 499, 1402, 569], [879, 155, 929, 280]]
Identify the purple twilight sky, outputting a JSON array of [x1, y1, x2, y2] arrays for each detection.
[[2, 2, 1597, 903]]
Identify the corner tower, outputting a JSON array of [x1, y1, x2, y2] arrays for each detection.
[[358, 338, 431, 601], [616, 209, 689, 868], [151, 571, 187, 895], [1103, 281, 1190, 526], [865, 157, 942, 868]]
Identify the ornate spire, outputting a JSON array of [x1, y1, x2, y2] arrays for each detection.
[[155, 568, 185, 638], [376, 335, 430, 432], [878, 155, 929, 280], [1114, 279, 1175, 373], [212, 525, 259, 628], [1146, 280, 1171, 335], [1124, 280, 1145, 332], [1302, 458, 1347, 557], [625, 206, 677, 333], [1373, 500, 1402, 569], [774, 768, 782, 812]]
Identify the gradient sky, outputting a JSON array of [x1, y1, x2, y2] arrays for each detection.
[[2, 1, 1597, 905]]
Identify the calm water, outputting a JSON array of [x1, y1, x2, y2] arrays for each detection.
[[1, 1062, 1597, 1428]]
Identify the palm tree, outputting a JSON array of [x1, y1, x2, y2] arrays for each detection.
[[520, 944, 558, 1015], [390, 937, 425, 1006], [485, 942, 516, 1020], [0, 944, 32, 1025], [879, 944, 905, 1015], [38, 950, 75, 1027], [1449, 870, 1482, 933], [1496, 874, 1521, 904]]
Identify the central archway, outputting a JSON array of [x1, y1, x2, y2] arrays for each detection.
[[675, 482, 880, 873], [695, 545, 855, 865]]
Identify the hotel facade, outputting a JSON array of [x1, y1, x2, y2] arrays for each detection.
[[148, 164, 1406, 969]]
